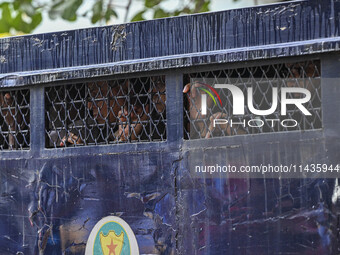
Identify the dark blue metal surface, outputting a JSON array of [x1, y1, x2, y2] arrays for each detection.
[[0, 153, 179, 254], [1, 1, 340, 255], [1, 0, 340, 87]]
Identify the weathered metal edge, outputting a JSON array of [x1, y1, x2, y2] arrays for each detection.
[[3, 0, 333, 78], [0, 36, 339, 88]]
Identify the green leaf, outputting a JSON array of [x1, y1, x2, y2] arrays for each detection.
[[131, 10, 146, 22], [48, 0, 65, 20], [1, 3, 12, 22], [91, 1, 103, 23], [181, 7, 191, 14], [0, 2, 20, 33], [145, 0, 162, 8], [104, 8, 117, 23], [12, 11, 23, 30], [93, 1, 102, 14], [153, 8, 168, 19], [91, 14, 100, 23], [31, 12, 42, 28], [0, 22, 10, 33], [200, 1, 210, 12], [12, 12, 31, 33], [13, 1, 20, 10], [0, 2, 10, 8], [10, 7, 41, 33], [20, 2, 35, 17], [0, 11, 10, 33], [48, 0, 83, 21], [61, 0, 82, 21], [173, 10, 182, 16]]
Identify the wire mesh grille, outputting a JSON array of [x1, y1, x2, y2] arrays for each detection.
[[184, 60, 322, 140], [45, 76, 166, 148], [0, 90, 30, 150]]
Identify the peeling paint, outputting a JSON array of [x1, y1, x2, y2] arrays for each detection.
[[0, 55, 6, 63], [110, 25, 127, 51]]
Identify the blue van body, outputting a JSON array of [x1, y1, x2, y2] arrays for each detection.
[[1, 0, 340, 254]]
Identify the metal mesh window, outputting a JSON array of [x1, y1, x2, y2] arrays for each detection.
[[45, 76, 166, 148], [184, 60, 321, 140], [0, 90, 30, 150]]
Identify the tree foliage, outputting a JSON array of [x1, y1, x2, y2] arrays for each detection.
[[0, 0, 42, 33], [0, 0, 286, 34], [131, 0, 210, 22], [0, 0, 212, 34]]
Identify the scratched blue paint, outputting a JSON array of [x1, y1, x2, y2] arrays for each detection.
[[0, 0, 340, 87]]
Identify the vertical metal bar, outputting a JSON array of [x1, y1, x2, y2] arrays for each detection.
[[149, 78, 152, 142], [30, 85, 45, 156], [128, 80, 131, 142], [166, 71, 184, 145], [106, 82, 110, 145], [321, 55, 340, 131], [321, 54, 340, 165], [85, 83, 88, 146], [201, 93, 207, 115], [64, 86, 68, 147], [321, 54, 340, 251], [14, 90, 18, 150]]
